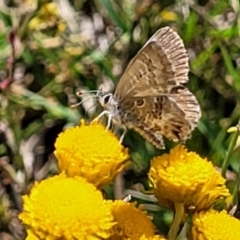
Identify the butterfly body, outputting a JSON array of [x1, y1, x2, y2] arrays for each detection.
[[97, 27, 201, 149]]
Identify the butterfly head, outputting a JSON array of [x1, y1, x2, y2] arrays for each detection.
[[97, 90, 121, 123], [97, 91, 114, 109]]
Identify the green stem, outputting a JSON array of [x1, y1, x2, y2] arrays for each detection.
[[168, 203, 185, 240], [232, 150, 240, 206], [221, 127, 239, 178]]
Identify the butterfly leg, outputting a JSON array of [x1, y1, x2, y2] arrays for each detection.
[[106, 114, 113, 130], [93, 110, 110, 122], [119, 127, 127, 144], [93, 111, 113, 131]]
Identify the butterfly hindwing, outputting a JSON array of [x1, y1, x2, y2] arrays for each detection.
[[120, 95, 192, 148]]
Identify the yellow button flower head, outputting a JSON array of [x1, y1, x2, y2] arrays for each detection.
[[108, 200, 155, 240], [191, 209, 240, 240], [54, 119, 129, 188], [149, 145, 229, 212], [19, 174, 114, 240]]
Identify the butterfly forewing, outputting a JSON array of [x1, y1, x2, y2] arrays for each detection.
[[114, 27, 189, 100]]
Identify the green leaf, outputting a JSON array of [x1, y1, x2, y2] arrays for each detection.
[[0, 10, 12, 27], [96, 0, 129, 32]]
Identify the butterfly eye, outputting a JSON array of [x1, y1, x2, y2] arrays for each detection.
[[103, 95, 111, 105]]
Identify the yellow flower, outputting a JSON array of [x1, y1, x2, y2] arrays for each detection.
[[54, 119, 129, 188], [19, 174, 114, 240], [160, 9, 178, 21], [191, 209, 240, 240], [108, 200, 155, 240], [149, 145, 229, 212], [28, 2, 66, 32]]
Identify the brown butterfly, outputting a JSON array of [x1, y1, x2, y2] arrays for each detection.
[[96, 27, 201, 149]]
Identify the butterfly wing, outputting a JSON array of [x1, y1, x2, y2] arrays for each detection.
[[170, 85, 201, 130], [114, 27, 189, 101], [121, 94, 193, 149]]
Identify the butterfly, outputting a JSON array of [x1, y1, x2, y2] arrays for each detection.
[[96, 27, 201, 149]]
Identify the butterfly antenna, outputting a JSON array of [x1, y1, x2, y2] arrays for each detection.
[[70, 96, 97, 109], [71, 89, 100, 109], [76, 89, 99, 97]]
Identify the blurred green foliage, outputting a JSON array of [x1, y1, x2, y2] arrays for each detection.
[[0, 0, 240, 239]]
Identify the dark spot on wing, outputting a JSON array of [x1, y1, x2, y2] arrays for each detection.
[[170, 85, 185, 94], [136, 99, 145, 107]]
